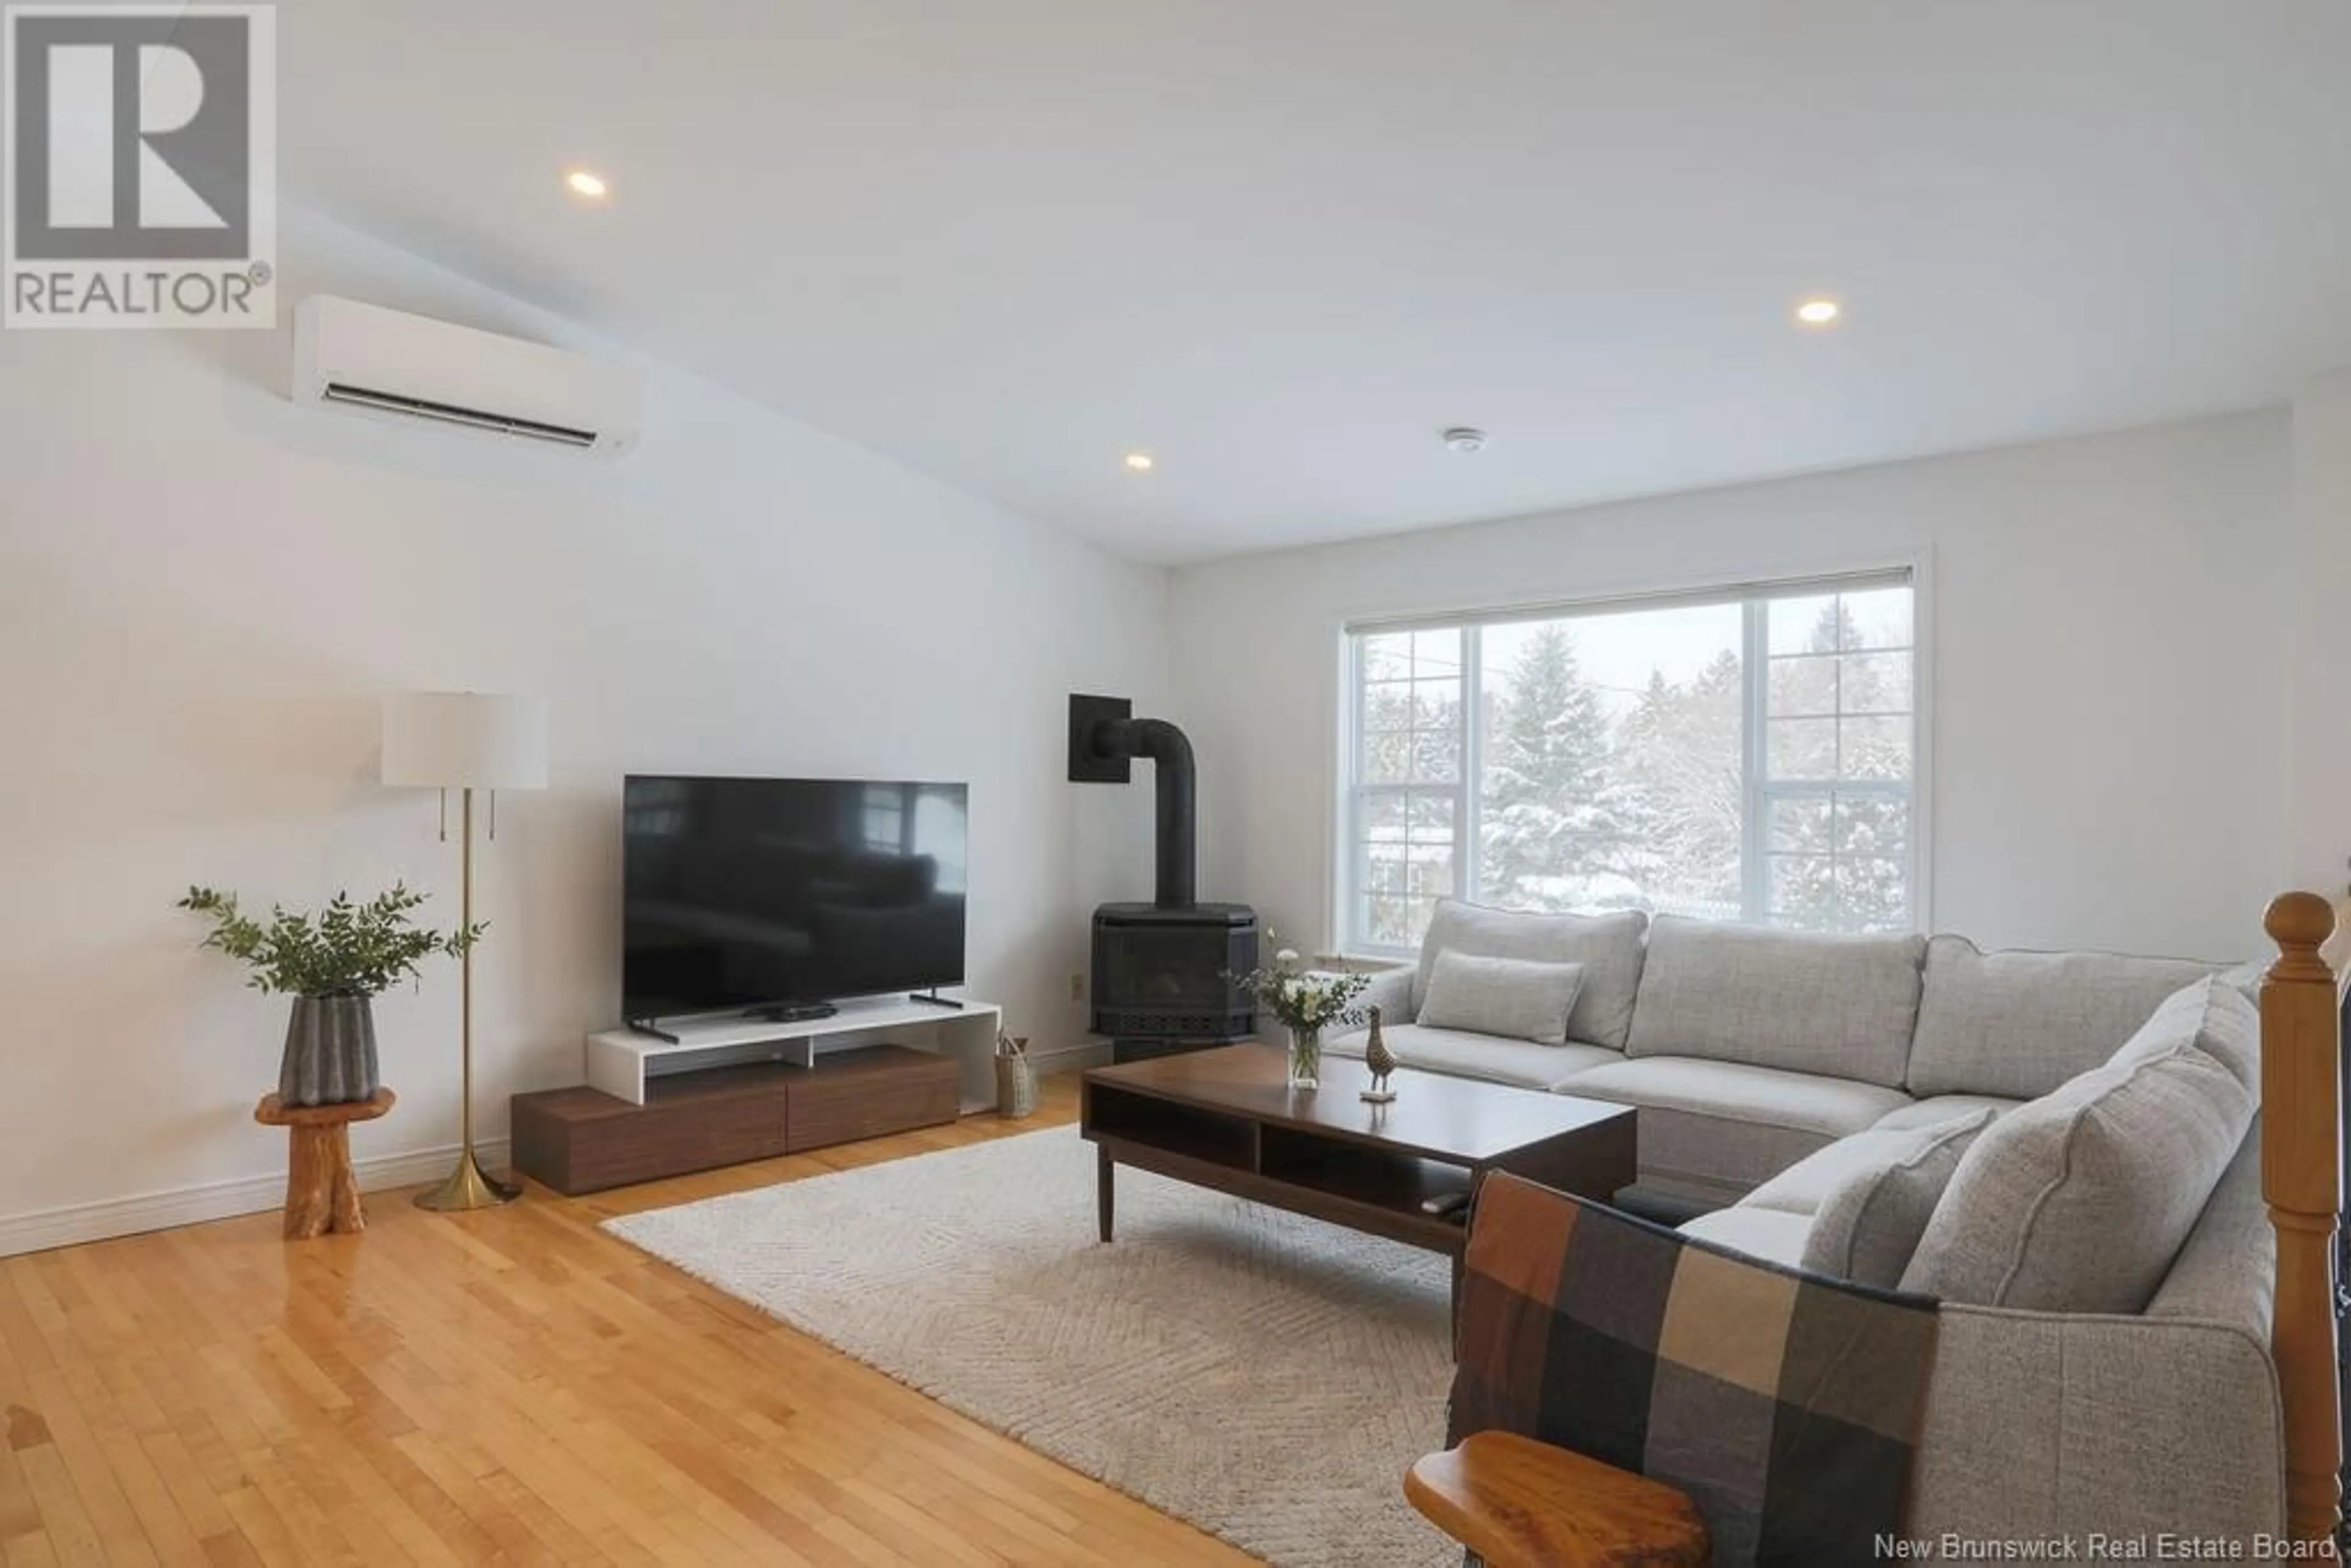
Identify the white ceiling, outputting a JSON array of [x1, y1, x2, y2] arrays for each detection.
[[280, 1, 2351, 565]]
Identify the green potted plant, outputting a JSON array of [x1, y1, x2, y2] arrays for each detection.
[[178, 885, 482, 1107]]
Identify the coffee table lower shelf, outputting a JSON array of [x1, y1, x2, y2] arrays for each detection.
[[1079, 1045, 1639, 1313], [1089, 1133, 1475, 1255]]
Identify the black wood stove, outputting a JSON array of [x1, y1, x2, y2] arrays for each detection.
[[1068, 694, 1256, 1062]]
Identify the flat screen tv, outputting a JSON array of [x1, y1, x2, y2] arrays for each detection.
[[622, 775, 968, 1022]]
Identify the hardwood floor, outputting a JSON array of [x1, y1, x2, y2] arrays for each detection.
[[0, 1076, 1260, 1567]]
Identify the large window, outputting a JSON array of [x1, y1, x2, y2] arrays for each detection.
[[1343, 572, 1919, 954]]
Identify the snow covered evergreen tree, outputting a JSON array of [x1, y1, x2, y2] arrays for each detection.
[[1478, 624, 1627, 909]]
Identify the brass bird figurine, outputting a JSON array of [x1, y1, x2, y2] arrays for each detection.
[[1360, 1005, 1398, 1103]]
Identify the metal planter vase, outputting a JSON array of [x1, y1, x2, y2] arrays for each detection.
[[280, 994, 380, 1108]]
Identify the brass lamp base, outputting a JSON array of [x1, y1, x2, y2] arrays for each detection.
[[413, 786, 520, 1218], [414, 1151, 519, 1212]]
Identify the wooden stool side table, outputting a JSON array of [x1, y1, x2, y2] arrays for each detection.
[[1405, 1431, 1711, 1567], [253, 1087, 396, 1239]]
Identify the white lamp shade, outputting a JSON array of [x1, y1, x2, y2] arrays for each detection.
[[381, 692, 548, 790]]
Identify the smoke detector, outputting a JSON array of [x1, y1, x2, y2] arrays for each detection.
[[1442, 427, 1488, 454]]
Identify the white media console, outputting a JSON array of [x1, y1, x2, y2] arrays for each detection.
[[583, 994, 1003, 1113]]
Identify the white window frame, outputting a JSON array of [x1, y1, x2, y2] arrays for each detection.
[[1342, 629, 1475, 951], [1336, 563, 1931, 958]]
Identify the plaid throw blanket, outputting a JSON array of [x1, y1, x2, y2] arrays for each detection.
[[1449, 1172, 1941, 1566]]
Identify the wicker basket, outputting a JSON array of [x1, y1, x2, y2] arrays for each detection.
[[994, 1036, 1038, 1119]]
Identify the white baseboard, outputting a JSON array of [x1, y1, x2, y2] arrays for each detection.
[[1029, 1039, 1111, 1075], [0, 1138, 512, 1259], [0, 1038, 1117, 1257]]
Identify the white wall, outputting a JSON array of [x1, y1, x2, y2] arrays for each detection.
[[1168, 413, 2296, 964], [0, 206, 1168, 1249], [2290, 373, 2351, 896]]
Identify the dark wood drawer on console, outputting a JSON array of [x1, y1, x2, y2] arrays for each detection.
[[512, 1068, 788, 1195], [787, 1046, 960, 1153]]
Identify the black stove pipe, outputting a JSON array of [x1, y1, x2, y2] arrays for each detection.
[[1105, 717, 1196, 908], [1089, 714, 1197, 908]]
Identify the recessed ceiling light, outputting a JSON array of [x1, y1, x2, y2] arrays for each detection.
[[565, 170, 609, 200], [1123, 452, 1155, 473], [1795, 298, 1842, 326]]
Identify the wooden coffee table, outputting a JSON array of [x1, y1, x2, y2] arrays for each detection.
[[1080, 1044, 1637, 1304]]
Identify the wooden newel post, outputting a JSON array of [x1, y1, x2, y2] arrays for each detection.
[[2262, 891, 2344, 1547]]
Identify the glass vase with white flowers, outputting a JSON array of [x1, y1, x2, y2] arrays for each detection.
[[1228, 934, 1371, 1090]]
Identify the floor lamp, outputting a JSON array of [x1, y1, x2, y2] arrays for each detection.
[[381, 691, 548, 1212]]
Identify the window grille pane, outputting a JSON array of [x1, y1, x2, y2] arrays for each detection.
[[1835, 858, 1911, 932], [1768, 795, 1834, 853], [1409, 727, 1460, 784], [1411, 629, 1463, 671], [1834, 795, 1910, 860], [1362, 727, 1412, 785], [1767, 593, 1838, 655], [1767, 716, 1838, 779], [1767, 654, 1839, 718], [1408, 793, 1455, 835], [1363, 633, 1412, 681], [1406, 842, 1455, 885], [1768, 853, 1839, 929], [1839, 716, 1912, 781], [1839, 587, 1913, 651], [1363, 679, 1414, 722], [1840, 651, 1912, 711], [1362, 892, 1447, 950], [1364, 895, 1417, 947]]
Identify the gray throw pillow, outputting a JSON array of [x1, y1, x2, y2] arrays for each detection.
[[2112, 977, 2259, 1092], [1411, 901, 1648, 1050], [1417, 950, 1586, 1045], [1899, 980, 2257, 1312], [1799, 1111, 1996, 1288]]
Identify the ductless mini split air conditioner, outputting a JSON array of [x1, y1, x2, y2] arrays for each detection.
[[291, 295, 646, 457]]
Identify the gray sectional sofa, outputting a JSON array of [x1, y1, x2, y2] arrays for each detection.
[[1328, 899, 2289, 1547], [1332, 899, 2225, 1207]]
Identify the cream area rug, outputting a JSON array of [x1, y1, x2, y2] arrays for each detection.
[[604, 1125, 1457, 1567]]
